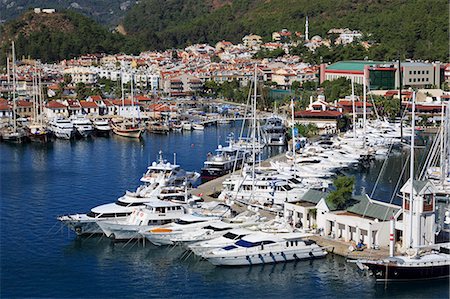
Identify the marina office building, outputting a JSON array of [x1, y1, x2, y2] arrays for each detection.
[[285, 180, 438, 251], [319, 60, 445, 90]]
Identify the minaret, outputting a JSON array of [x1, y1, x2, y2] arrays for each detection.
[[305, 16, 309, 41]]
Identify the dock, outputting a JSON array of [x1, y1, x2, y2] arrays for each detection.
[[306, 235, 390, 260]]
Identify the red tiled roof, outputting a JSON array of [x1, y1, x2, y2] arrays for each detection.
[[0, 101, 10, 110], [79, 101, 98, 108], [295, 110, 342, 118], [111, 99, 140, 106], [135, 95, 152, 102], [103, 99, 114, 106], [148, 103, 171, 112], [46, 101, 67, 109], [17, 100, 33, 107], [89, 95, 102, 101]]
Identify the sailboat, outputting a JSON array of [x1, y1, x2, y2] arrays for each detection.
[[357, 92, 450, 282], [112, 63, 143, 138], [2, 42, 27, 143], [27, 62, 49, 142]]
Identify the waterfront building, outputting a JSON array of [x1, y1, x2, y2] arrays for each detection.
[[0, 98, 11, 119], [284, 190, 402, 248], [79, 101, 99, 116], [16, 100, 34, 118], [112, 99, 140, 118], [320, 60, 445, 90], [45, 101, 68, 119]]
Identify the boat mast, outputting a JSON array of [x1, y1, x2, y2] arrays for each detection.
[[38, 69, 43, 125], [252, 63, 257, 201], [351, 76, 356, 140], [121, 61, 125, 116], [398, 59, 403, 142], [6, 55, 10, 102], [363, 69, 367, 148], [131, 71, 135, 127], [409, 91, 416, 249], [11, 41, 17, 133], [291, 98, 296, 163], [33, 61, 38, 122], [440, 101, 445, 184]]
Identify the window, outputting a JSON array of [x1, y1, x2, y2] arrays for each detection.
[[426, 70, 429, 74], [413, 71, 417, 75]]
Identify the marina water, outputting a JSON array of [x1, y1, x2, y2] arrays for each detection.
[[1, 124, 448, 298]]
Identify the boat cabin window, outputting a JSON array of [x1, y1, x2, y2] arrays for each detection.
[[283, 185, 293, 191], [223, 232, 239, 240], [115, 201, 144, 207], [289, 178, 301, 184], [87, 212, 131, 218], [204, 225, 231, 232], [175, 219, 205, 225], [155, 207, 166, 213], [235, 239, 275, 248]]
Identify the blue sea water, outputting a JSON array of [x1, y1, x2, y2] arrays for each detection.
[[1, 125, 448, 298]]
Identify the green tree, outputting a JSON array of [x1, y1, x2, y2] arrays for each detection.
[[326, 175, 355, 210]]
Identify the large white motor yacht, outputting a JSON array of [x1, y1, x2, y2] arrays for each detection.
[[71, 115, 94, 137], [205, 232, 327, 266], [141, 151, 200, 186], [49, 118, 75, 139], [97, 200, 186, 241]]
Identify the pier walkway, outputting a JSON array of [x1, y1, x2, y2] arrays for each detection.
[[306, 235, 390, 260]]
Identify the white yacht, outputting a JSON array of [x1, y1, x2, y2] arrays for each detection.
[[71, 115, 94, 137], [92, 119, 112, 136], [262, 116, 286, 146], [201, 141, 249, 181], [192, 123, 205, 130], [49, 118, 75, 139], [141, 215, 221, 246], [140, 151, 200, 186], [57, 192, 154, 235], [181, 121, 192, 131], [205, 232, 327, 266], [97, 200, 186, 241]]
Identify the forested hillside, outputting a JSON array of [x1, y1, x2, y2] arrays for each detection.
[[0, 11, 139, 64], [123, 0, 448, 61], [0, 0, 130, 26], [1, 0, 447, 64]]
